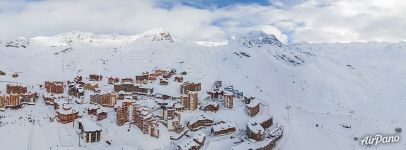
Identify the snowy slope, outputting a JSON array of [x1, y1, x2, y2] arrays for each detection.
[[1, 29, 406, 150]]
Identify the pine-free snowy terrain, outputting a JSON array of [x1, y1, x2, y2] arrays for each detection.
[[1, 29, 406, 150]]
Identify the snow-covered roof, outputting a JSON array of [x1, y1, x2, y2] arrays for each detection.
[[246, 99, 260, 108], [191, 131, 206, 143], [247, 120, 265, 134], [56, 104, 78, 115], [212, 122, 236, 132], [177, 138, 199, 150], [77, 118, 102, 132], [188, 115, 213, 125], [201, 101, 219, 108]]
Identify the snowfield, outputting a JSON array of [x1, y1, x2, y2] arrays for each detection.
[[0, 29, 406, 150]]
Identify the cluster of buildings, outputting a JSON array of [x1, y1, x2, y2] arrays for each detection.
[[0, 67, 283, 149], [0, 84, 38, 110]]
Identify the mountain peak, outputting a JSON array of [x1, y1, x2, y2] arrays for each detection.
[[141, 28, 174, 42], [232, 31, 283, 48]]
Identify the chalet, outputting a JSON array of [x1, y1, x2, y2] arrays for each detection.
[[211, 122, 236, 136], [187, 115, 214, 130], [174, 76, 183, 83], [246, 99, 260, 117], [5, 94, 21, 108], [6, 84, 27, 94], [45, 81, 64, 94], [180, 82, 201, 94], [246, 121, 266, 141], [160, 78, 169, 85], [56, 104, 79, 124], [0, 70, 5, 75], [77, 118, 102, 143], [90, 92, 117, 107], [108, 77, 120, 84], [89, 74, 103, 81], [201, 101, 219, 112], [133, 106, 160, 138], [224, 91, 234, 108], [181, 91, 198, 111], [176, 131, 206, 150]]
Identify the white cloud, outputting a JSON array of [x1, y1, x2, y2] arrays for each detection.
[[0, 0, 405, 43]]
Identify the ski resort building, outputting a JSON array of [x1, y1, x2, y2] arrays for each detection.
[[108, 77, 120, 84], [0, 94, 5, 111], [45, 81, 64, 94], [77, 118, 102, 143], [180, 82, 201, 94], [246, 99, 260, 117], [89, 74, 103, 81], [187, 115, 214, 130], [115, 100, 135, 126], [6, 84, 27, 94], [211, 122, 236, 136], [56, 104, 79, 124], [176, 131, 206, 150], [181, 91, 198, 111], [5, 94, 21, 108], [90, 92, 117, 107], [133, 105, 160, 138], [201, 101, 219, 112], [224, 91, 234, 108]]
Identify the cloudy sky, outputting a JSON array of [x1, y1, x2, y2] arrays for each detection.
[[0, 0, 405, 43]]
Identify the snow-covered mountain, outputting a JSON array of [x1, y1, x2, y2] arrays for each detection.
[[1, 29, 405, 150]]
